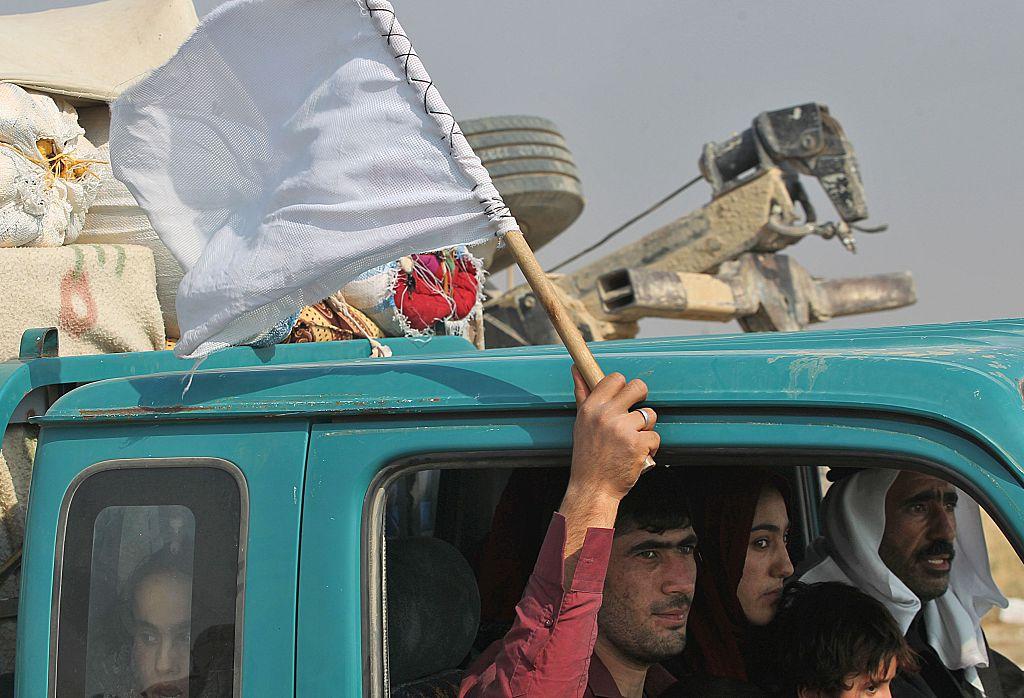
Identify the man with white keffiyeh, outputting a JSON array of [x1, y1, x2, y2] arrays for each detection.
[[798, 468, 1024, 697]]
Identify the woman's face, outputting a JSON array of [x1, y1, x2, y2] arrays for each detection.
[[736, 486, 794, 626], [131, 571, 192, 697]]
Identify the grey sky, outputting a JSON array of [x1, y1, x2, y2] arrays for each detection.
[[4, 0, 1022, 337]]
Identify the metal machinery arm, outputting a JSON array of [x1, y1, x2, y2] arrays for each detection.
[[484, 103, 916, 347]]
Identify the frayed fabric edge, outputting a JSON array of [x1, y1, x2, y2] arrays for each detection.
[[173, 234, 494, 360]]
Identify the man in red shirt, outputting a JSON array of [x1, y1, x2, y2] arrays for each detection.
[[461, 369, 696, 698]]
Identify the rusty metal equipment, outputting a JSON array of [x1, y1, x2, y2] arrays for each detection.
[[702, 104, 866, 223], [484, 103, 916, 347], [598, 256, 916, 333]]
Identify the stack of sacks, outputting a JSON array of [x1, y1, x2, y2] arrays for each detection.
[[0, 85, 165, 360], [0, 98, 187, 341], [0, 0, 200, 342]]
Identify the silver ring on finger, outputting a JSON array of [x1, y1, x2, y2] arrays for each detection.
[[636, 407, 651, 431]]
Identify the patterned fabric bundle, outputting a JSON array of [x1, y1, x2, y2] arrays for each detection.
[[287, 295, 383, 344], [395, 251, 481, 332], [342, 247, 483, 338]]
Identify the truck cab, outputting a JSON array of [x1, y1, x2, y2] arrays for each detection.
[[4, 319, 1024, 696]]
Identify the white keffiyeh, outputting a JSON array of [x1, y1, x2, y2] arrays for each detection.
[[800, 469, 1007, 695]]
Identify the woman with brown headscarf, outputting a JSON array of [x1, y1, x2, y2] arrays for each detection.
[[669, 466, 794, 695]]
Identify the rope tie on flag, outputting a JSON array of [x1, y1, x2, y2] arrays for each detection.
[[360, 0, 516, 232]]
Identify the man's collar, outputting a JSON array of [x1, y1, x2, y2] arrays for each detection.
[[588, 654, 677, 698], [645, 664, 678, 696]]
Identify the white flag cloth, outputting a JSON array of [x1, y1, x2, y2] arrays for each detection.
[[110, 0, 517, 358]]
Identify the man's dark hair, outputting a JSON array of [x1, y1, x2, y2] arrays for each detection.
[[772, 582, 918, 696], [614, 466, 690, 534]]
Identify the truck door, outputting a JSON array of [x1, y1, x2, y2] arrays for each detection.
[[297, 407, 1024, 697], [20, 419, 309, 698], [296, 411, 581, 697]]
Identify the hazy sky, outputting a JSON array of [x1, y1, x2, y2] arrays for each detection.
[[3, 0, 1022, 337]]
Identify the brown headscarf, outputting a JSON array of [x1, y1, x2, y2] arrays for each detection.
[[680, 466, 790, 683]]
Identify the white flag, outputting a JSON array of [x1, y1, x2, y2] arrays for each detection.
[[110, 0, 517, 358]]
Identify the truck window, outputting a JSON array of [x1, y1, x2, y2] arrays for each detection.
[[376, 460, 1024, 696], [976, 508, 1024, 667], [377, 461, 812, 695], [53, 461, 244, 698], [819, 466, 1024, 684]]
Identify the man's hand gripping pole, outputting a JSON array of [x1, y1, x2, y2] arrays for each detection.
[[503, 229, 658, 471]]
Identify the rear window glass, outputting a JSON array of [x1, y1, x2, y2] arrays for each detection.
[[54, 463, 243, 698]]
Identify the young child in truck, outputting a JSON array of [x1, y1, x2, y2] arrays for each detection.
[[770, 581, 919, 698]]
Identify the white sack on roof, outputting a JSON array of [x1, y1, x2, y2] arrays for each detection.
[[0, 84, 102, 247], [110, 0, 518, 359]]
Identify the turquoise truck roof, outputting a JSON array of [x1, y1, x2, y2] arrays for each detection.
[[28, 318, 1024, 479], [0, 334, 475, 431]]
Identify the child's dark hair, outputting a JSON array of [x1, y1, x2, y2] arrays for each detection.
[[772, 581, 918, 696]]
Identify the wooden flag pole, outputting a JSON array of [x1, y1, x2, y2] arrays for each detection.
[[503, 229, 657, 469]]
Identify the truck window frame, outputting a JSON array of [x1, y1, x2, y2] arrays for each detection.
[[365, 451, 565, 697], [49, 456, 249, 698], [362, 446, 1024, 697]]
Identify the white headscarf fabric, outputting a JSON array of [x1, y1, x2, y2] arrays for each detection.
[[800, 468, 1007, 694]]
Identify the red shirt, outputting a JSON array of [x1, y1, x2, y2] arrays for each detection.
[[460, 514, 678, 698]]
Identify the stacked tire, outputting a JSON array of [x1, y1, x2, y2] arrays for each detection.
[[461, 116, 584, 271]]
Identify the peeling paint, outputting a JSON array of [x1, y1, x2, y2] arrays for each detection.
[[786, 356, 829, 397], [79, 404, 214, 418]]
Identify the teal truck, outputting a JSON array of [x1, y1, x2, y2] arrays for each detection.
[[1, 320, 1022, 696]]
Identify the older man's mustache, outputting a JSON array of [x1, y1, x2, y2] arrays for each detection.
[[917, 540, 956, 561]]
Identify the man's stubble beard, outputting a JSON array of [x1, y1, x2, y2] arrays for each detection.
[[597, 594, 690, 666]]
